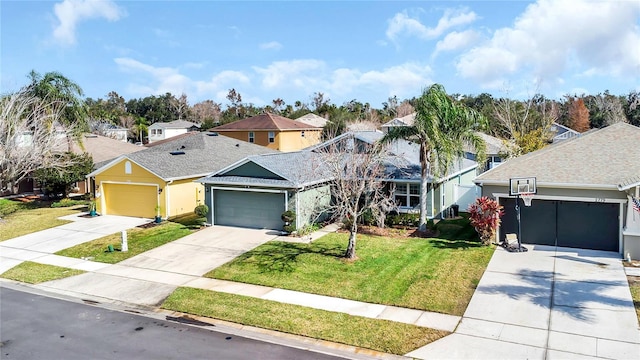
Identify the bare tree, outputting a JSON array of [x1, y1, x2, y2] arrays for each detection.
[[314, 134, 396, 259], [396, 101, 415, 117], [191, 100, 222, 125], [0, 90, 78, 193], [170, 93, 190, 120]]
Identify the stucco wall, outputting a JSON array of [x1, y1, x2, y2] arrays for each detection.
[[167, 178, 204, 218], [623, 234, 640, 261], [294, 185, 331, 227]]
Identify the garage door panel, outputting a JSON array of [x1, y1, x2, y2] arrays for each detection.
[[557, 201, 618, 252], [500, 198, 618, 252], [103, 183, 156, 218], [214, 190, 285, 230]]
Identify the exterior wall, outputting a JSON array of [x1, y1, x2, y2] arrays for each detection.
[[148, 127, 188, 143], [624, 234, 640, 261], [167, 178, 204, 218], [480, 184, 627, 202], [224, 162, 280, 178], [294, 185, 331, 227], [94, 159, 165, 217], [215, 130, 322, 151]]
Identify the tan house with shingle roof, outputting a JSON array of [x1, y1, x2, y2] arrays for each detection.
[[474, 122, 640, 259], [212, 113, 322, 152]]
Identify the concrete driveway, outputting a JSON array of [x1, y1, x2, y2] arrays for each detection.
[[38, 226, 280, 306], [0, 214, 149, 273], [408, 245, 640, 359]]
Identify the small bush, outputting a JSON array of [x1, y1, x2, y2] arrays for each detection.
[[51, 198, 87, 208], [297, 223, 320, 236], [468, 197, 503, 245], [194, 204, 209, 217], [385, 213, 420, 227], [0, 199, 20, 216]]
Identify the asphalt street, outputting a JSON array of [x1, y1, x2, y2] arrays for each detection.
[[0, 285, 346, 360]]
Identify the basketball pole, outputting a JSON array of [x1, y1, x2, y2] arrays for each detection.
[[516, 194, 522, 251]]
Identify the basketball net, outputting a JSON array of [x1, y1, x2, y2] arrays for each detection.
[[521, 193, 534, 207]]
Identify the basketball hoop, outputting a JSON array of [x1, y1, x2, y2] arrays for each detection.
[[521, 193, 534, 207]]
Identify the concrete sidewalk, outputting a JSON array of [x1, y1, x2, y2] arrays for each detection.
[[407, 245, 640, 360]]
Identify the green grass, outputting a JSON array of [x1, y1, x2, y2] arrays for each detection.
[[0, 261, 85, 284], [208, 220, 493, 316], [168, 213, 207, 230], [56, 222, 192, 263], [630, 277, 640, 323], [162, 287, 448, 355], [0, 201, 85, 241]]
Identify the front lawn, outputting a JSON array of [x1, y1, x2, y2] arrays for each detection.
[[162, 287, 448, 355], [629, 276, 640, 323], [0, 261, 85, 284], [0, 200, 85, 241], [207, 225, 494, 316], [56, 222, 192, 263]]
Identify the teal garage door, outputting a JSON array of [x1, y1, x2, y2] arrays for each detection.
[[213, 190, 285, 230]]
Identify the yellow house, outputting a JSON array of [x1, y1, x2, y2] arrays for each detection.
[[87, 132, 277, 219], [212, 113, 323, 152]]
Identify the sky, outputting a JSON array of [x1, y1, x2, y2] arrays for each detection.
[[1, 0, 639, 108]]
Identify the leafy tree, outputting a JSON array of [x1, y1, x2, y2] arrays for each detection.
[[624, 91, 640, 126], [584, 92, 626, 128], [566, 97, 590, 132], [381, 84, 487, 231], [133, 116, 148, 143], [34, 152, 93, 198]]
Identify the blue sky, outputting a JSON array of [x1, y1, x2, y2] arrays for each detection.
[[2, 1, 639, 108]]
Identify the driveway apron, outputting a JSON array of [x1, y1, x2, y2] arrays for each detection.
[[37, 226, 279, 306], [407, 245, 640, 360]]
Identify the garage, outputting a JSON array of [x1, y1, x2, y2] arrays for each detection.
[[500, 198, 619, 252], [213, 189, 285, 230], [103, 183, 157, 218]]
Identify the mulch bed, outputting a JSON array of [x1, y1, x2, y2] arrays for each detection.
[[338, 225, 438, 239], [137, 222, 160, 229]]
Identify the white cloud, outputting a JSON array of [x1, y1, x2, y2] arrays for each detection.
[[433, 29, 481, 57], [253, 60, 327, 89], [259, 41, 283, 51], [386, 8, 477, 42], [331, 63, 433, 100], [456, 0, 640, 90], [52, 0, 125, 46]]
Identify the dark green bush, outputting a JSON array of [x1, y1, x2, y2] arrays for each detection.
[[51, 198, 87, 208], [0, 199, 19, 216], [194, 204, 209, 217]]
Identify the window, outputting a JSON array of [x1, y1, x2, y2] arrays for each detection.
[[395, 183, 420, 208], [248, 132, 255, 143], [157, 129, 162, 135], [301, 131, 305, 138], [268, 131, 275, 143], [125, 161, 132, 174], [151, 129, 156, 135]]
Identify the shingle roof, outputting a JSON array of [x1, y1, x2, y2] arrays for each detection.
[[93, 132, 277, 180], [475, 123, 640, 189], [295, 113, 328, 128], [67, 134, 143, 168], [212, 113, 322, 131], [381, 113, 416, 127], [149, 120, 200, 129]]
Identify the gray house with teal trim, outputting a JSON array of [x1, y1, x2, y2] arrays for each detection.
[[197, 130, 480, 230]]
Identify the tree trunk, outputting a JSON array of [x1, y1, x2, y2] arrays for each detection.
[[345, 221, 357, 259], [419, 145, 430, 232]]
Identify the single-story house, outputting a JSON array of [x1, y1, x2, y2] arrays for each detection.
[[474, 122, 640, 258], [211, 113, 323, 152], [197, 130, 480, 230], [87, 132, 276, 219], [148, 120, 201, 143]]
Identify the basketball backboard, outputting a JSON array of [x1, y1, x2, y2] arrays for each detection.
[[509, 177, 537, 195]]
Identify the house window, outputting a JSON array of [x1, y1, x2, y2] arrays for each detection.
[[157, 129, 162, 135], [151, 129, 156, 135], [125, 161, 132, 174], [248, 132, 255, 143], [395, 183, 420, 208], [268, 131, 275, 143], [301, 131, 305, 138]]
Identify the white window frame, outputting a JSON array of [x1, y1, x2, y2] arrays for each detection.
[[395, 183, 420, 209], [268, 131, 275, 143], [248, 131, 255, 143]]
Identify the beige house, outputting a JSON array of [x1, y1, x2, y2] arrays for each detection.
[[212, 113, 322, 152]]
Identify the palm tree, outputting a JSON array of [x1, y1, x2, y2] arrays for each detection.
[[133, 116, 148, 143], [381, 84, 487, 231], [26, 70, 88, 149]]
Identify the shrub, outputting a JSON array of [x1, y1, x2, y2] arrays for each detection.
[[468, 197, 503, 245], [0, 199, 20, 216], [194, 204, 209, 217], [297, 223, 320, 236], [51, 198, 87, 208], [281, 210, 296, 233]]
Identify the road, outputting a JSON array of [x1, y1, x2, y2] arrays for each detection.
[[0, 285, 347, 360]]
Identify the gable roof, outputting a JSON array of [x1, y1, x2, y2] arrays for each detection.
[[66, 134, 143, 168], [382, 113, 416, 128], [149, 120, 200, 129], [475, 123, 640, 190], [90, 132, 277, 181], [465, 132, 505, 156], [212, 113, 322, 131], [295, 113, 328, 128]]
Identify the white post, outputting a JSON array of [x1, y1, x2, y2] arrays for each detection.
[[121, 230, 128, 252]]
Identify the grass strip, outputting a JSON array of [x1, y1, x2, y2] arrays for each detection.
[[162, 287, 448, 355], [56, 222, 191, 263], [1, 261, 85, 284], [0, 205, 83, 241], [629, 277, 640, 323]]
